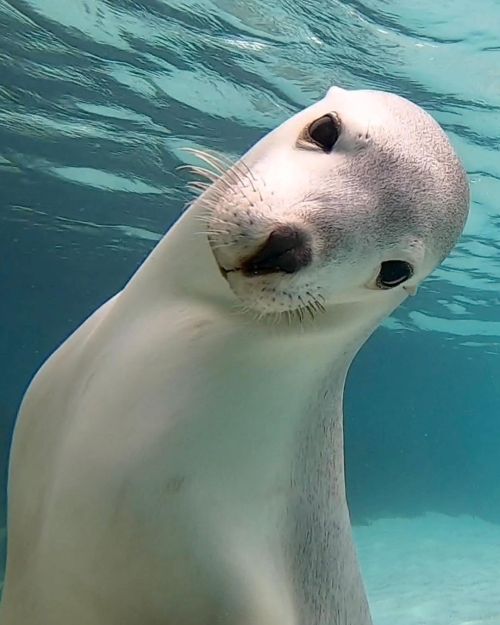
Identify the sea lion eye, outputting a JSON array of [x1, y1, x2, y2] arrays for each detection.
[[306, 114, 340, 152], [377, 260, 413, 289]]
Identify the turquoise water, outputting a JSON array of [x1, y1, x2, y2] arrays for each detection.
[[1, 0, 499, 623]]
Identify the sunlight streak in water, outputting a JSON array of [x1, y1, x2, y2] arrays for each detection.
[[1, 0, 499, 342]]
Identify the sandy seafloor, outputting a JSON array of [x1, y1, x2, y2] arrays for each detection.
[[356, 513, 500, 625]]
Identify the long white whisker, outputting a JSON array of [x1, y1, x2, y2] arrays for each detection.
[[183, 148, 228, 176], [177, 164, 219, 183], [180, 147, 234, 174], [234, 159, 262, 200], [187, 181, 211, 193]]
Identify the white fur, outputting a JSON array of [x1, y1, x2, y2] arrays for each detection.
[[1, 86, 469, 625]]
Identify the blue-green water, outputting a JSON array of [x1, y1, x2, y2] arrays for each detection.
[[1, 0, 499, 622]]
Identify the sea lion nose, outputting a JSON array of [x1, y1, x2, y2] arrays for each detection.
[[241, 225, 312, 276]]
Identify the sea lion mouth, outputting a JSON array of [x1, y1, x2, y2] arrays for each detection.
[[217, 265, 233, 280], [217, 263, 297, 282]]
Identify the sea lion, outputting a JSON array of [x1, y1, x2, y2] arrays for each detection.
[[1, 86, 469, 625]]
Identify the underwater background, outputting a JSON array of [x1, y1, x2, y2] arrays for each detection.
[[1, 0, 499, 623]]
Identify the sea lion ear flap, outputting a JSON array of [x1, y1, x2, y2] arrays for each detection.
[[403, 285, 418, 296], [325, 85, 345, 99]]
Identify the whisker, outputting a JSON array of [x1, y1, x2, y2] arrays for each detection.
[[177, 164, 219, 183], [182, 148, 227, 176], [209, 242, 239, 251], [182, 147, 240, 179], [298, 296, 313, 321], [196, 214, 231, 227], [209, 151, 237, 170], [316, 299, 326, 313], [234, 159, 262, 201], [306, 291, 326, 314], [195, 230, 229, 238], [190, 149, 249, 190], [187, 181, 211, 193], [211, 175, 236, 193], [226, 162, 247, 187], [235, 158, 256, 182]]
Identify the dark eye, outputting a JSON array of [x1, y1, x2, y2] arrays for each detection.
[[306, 114, 340, 152], [377, 260, 413, 289]]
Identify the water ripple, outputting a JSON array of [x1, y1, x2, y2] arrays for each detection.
[[1, 0, 500, 342]]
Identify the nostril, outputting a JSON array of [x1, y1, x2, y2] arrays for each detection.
[[241, 225, 312, 277]]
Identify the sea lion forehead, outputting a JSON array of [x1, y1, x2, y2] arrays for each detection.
[[253, 85, 438, 160], [324, 87, 458, 160], [321, 86, 424, 122]]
